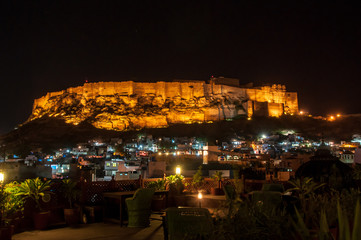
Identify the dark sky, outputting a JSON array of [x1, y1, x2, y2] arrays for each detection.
[[1, 1, 360, 134]]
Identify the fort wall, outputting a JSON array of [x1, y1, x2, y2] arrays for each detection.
[[30, 80, 299, 131]]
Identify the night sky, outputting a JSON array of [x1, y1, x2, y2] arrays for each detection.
[[1, 1, 360, 134]]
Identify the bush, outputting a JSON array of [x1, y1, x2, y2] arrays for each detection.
[[3, 182, 24, 219]]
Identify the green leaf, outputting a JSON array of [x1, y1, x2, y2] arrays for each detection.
[[352, 199, 361, 240], [293, 207, 311, 240], [319, 209, 331, 240]]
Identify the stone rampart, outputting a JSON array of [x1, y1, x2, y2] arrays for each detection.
[[29, 80, 298, 131]]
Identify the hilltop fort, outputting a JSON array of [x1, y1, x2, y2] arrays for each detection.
[[28, 77, 298, 131]]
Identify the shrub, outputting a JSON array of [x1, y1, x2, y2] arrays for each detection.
[[16, 178, 52, 212]]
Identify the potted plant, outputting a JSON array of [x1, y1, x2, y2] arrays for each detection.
[[211, 171, 224, 195], [166, 174, 185, 206], [16, 178, 52, 230], [2, 182, 24, 236], [62, 179, 80, 226], [147, 179, 166, 211], [0, 186, 12, 240]]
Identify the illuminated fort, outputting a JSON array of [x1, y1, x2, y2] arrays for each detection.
[[28, 77, 298, 131]]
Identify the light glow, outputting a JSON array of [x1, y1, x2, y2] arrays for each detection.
[[176, 166, 181, 175]]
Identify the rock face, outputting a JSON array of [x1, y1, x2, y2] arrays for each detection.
[[27, 80, 298, 131]]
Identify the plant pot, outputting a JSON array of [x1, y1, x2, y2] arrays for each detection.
[[151, 196, 166, 211], [64, 208, 80, 226], [9, 218, 21, 234], [174, 195, 187, 207], [211, 187, 224, 195], [33, 211, 50, 230], [0, 226, 12, 240]]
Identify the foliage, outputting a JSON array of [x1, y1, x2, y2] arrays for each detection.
[[212, 199, 292, 240], [292, 207, 334, 240], [0, 186, 8, 226], [292, 207, 312, 240], [352, 164, 361, 180], [291, 197, 361, 240], [166, 174, 184, 195], [192, 166, 204, 191], [16, 178, 52, 212], [212, 171, 223, 188], [212, 171, 223, 182], [2, 182, 24, 219], [147, 179, 167, 191], [233, 168, 245, 195], [287, 177, 326, 197], [337, 199, 361, 240], [287, 177, 326, 224], [62, 179, 80, 209]]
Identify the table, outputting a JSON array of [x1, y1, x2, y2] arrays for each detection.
[[103, 190, 169, 226]]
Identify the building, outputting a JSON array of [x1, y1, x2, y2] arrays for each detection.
[[0, 161, 52, 182], [28, 79, 299, 131]]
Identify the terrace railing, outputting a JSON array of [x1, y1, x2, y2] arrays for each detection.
[[45, 177, 287, 209]]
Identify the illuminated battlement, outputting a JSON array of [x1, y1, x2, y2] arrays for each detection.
[[29, 80, 298, 131]]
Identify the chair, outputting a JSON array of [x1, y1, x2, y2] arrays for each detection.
[[165, 207, 213, 240], [126, 188, 155, 227]]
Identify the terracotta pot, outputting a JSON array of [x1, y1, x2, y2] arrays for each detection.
[[151, 196, 166, 211], [0, 226, 12, 240], [33, 211, 50, 230], [64, 208, 79, 226], [6, 217, 21, 234], [174, 195, 186, 207]]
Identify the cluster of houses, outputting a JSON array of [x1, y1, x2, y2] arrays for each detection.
[[0, 132, 360, 182]]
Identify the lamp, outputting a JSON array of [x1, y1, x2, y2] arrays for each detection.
[[198, 192, 203, 208], [175, 166, 181, 175], [0, 172, 4, 184]]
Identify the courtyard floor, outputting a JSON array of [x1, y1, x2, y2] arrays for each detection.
[[12, 214, 164, 240]]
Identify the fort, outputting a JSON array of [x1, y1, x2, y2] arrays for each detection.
[[28, 77, 298, 131]]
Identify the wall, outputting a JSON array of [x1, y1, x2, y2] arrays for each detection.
[[0, 162, 52, 181], [29, 81, 299, 131], [285, 92, 299, 114]]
